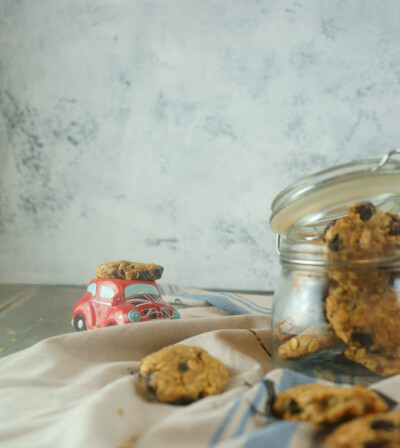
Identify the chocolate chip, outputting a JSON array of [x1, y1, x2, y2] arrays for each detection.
[[145, 373, 155, 393], [286, 399, 301, 414], [328, 234, 341, 252], [367, 348, 385, 354], [389, 217, 400, 236], [370, 420, 395, 431], [355, 202, 376, 221], [351, 331, 374, 347], [170, 397, 194, 405], [178, 362, 188, 372], [364, 441, 388, 448]]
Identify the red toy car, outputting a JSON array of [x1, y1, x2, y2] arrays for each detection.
[[72, 278, 180, 331]]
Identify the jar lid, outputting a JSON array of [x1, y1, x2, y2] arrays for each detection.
[[270, 149, 400, 242]]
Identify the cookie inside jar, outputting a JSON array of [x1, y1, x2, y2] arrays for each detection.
[[272, 202, 400, 384], [270, 151, 400, 385]]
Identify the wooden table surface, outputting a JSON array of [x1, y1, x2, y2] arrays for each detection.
[[0, 284, 272, 359], [0, 284, 84, 358]]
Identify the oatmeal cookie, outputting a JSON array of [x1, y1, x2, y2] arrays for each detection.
[[95, 260, 164, 281], [138, 344, 229, 404], [277, 324, 341, 360], [325, 411, 400, 448], [323, 203, 400, 263], [325, 285, 400, 354], [272, 383, 388, 424], [323, 203, 397, 292], [344, 346, 400, 377], [327, 267, 390, 294], [276, 322, 307, 342]]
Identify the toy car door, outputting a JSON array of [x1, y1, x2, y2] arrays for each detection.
[[93, 282, 117, 327]]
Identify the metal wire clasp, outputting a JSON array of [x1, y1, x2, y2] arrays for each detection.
[[276, 234, 282, 256], [373, 148, 400, 171]]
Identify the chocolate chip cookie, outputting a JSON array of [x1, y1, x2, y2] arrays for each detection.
[[322, 203, 400, 376], [95, 260, 164, 281], [325, 411, 400, 448], [325, 285, 400, 354], [272, 383, 388, 423], [138, 344, 229, 404], [323, 203, 400, 262], [344, 347, 400, 378]]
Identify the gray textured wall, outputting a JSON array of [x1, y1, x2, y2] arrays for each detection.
[[1, 1, 400, 289]]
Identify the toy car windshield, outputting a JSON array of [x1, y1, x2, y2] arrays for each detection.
[[124, 283, 161, 302]]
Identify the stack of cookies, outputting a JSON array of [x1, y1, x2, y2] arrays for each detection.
[[323, 203, 400, 377], [277, 203, 400, 378]]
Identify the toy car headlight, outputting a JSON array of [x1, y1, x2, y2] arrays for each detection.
[[172, 310, 181, 319], [127, 310, 142, 322]]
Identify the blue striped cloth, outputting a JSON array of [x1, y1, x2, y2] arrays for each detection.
[[205, 368, 399, 448], [158, 284, 273, 316]]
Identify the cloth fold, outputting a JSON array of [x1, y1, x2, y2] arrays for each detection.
[[0, 291, 399, 448]]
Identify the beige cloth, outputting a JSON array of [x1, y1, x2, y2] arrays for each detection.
[[0, 308, 273, 448]]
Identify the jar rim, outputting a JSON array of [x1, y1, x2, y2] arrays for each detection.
[[270, 150, 400, 239]]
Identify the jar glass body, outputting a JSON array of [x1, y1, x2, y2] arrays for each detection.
[[271, 256, 400, 385]]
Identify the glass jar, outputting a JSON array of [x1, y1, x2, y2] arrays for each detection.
[[269, 150, 400, 385]]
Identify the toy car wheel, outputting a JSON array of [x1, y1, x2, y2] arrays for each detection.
[[107, 322, 117, 327], [73, 314, 87, 331]]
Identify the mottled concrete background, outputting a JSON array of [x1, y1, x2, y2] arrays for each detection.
[[1, 1, 400, 289]]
